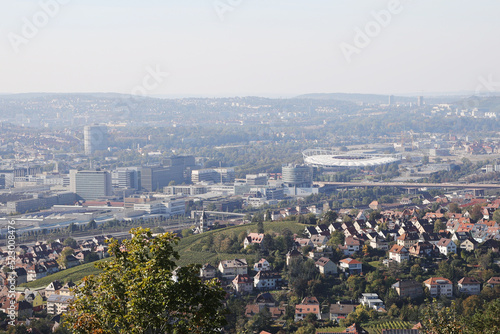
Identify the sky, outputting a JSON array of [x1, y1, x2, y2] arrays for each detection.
[[0, 0, 499, 97]]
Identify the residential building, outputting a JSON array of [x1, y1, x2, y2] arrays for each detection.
[[315, 257, 338, 275], [254, 258, 271, 272], [457, 277, 481, 295], [200, 263, 216, 279], [392, 280, 423, 299], [329, 303, 357, 321], [339, 258, 362, 275], [232, 274, 253, 294], [389, 245, 409, 263], [253, 271, 281, 290], [244, 233, 264, 249], [436, 238, 457, 256], [295, 297, 320, 321], [218, 259, 248, 279], [424, 277, 453, 297], [359, 293, 384, 310], [46, 295, 74, 315]]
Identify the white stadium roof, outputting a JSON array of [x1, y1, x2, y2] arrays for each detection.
[[303, 149, 401, 168]]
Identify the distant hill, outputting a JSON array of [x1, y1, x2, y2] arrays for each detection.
[[295, 93, 415, 104]]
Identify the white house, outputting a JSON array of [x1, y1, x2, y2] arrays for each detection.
[[218, 259, 248, 279], [436, 238, 457, 256], [388, 245, 409, 263], [359, 293, 384, 310], [457, 277, 481, 295], [424, 277, 453, 297], [253, 258, 271, 272], [253, 271, 281, 290], [339, 258, 362, 275]]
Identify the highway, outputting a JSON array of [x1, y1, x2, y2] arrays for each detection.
[[314, 181, 500, 189]]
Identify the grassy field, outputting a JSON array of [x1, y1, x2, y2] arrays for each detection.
[[174, 220, 306, 266], [21, 259, 108, 289]]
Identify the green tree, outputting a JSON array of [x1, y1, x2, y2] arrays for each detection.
[[492, 209, 500, 224], [57, 247, 74, 269], [64, 227, 227, 334], [421, 300, 463, 334], [63, 237, 78, 249], [257, 221, 265, 234]]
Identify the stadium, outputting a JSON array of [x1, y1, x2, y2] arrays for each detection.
[[302, 149, 402, 169]]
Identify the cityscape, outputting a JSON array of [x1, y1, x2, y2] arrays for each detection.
[[1, 1, 500, 334]]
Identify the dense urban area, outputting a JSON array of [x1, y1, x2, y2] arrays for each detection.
[[0, 93, 500, 333]]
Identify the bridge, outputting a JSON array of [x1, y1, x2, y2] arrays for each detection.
[[314, 181, 500, 190]]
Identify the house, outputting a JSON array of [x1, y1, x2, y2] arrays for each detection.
[[253, 271, 281, 290], [359, 293, 384, 310], [43, 260, 60, 275], [341, 237, 361, 256], [388, 245, 409, 263], [254, 258, 271, 272], [304, 226, 319, 238], [457, 277, 481, 295], [27, 264, 47, 282], [315, 257, 338, 275], [436, 238, 457, 256], [409, 242, 435, 257], [45, 280, 63, 298], [486, 276, 500, 288], [46, 294, 74, 314], [424, 277, 453, 297], [369, 236, 389, 251], [232, 274, 253, 294], [460, 238, 478, 252], [295, 297, 321, 321], [218, 259, 248, 279], [15, 300, 33, 319], [59, 282, 76, 296], [200, 263, 217, 279], [310, 234, 329, 248], [397, 233, 419, 248], [286, 249, 302, 266], [12, 268, 28, 285], [244, 233, 264, 249], [329, 303, 357, 321], [339, 258, 362, 275], [392, 280, 423, 299]]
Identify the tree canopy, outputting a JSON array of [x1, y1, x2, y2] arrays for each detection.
[[64, 227, 227, 334]]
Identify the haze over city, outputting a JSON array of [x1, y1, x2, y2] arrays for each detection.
[[1, 0, 500, 97]]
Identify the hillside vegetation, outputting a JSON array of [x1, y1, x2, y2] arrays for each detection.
[[174, 220, 306, 266]]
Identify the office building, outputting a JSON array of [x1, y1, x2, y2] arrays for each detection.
[[111, 168, 141, 190], [72, 170, 112, 200], [84, 125, 108, 155], [191, 168, 235, 184], [282, 165, 313, 188]]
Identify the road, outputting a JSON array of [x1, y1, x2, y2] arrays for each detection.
[[314, 181, 500, 189]]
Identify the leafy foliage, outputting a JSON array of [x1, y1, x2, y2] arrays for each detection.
[[64, 228, 227, 334]]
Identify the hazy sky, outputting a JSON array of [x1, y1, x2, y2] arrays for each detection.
[[1, 0, 499, 97]]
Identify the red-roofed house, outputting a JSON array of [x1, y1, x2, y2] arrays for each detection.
[[424, 277, 453, 297], [388, 245, 409, 263], [339, 258, 362, 275], [457, 277, 481, 295]]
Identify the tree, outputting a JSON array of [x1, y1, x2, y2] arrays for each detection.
[[257, 221, 264, 234], [57, 247, 74, 269], [492, 209, 500, 224], [86, 219, 97, 230], [421, 300, 463, 334], [433, 219, 446, 233], [64, 227, 227, 334], [63, 237, 78, 249]]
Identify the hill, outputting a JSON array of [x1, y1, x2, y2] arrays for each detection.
[[174, 220, 306, 267]]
